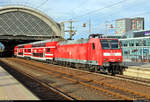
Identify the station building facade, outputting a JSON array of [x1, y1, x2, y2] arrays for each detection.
[[105, 29, 150, 62], [119, 30, 150, 62]]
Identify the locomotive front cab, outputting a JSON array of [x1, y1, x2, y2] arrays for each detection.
[[100, 39, 122, 63], [100, 39, 124, 75]]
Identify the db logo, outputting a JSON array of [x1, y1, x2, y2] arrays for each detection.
[[110, 53, 115, 56]]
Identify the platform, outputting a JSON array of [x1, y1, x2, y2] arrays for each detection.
[[0, 66, 39, 100], [124, 65, 150, 79]]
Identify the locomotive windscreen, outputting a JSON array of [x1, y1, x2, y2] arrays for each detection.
[[100, 39, 120, 49]]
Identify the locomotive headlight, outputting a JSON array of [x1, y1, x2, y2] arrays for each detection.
[[118, 58, 121, 60], [104, 59, 107, 61]]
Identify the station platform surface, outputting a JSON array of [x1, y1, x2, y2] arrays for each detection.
[[124, 61, 150, 68], [123, 61, 150, 79], [0, 66, 39, 100]]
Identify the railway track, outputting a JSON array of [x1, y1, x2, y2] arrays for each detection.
[[54, 61, 150, 87], [50, 61, 150, 87], [1, 58, 150, 100], [18, 71, 75, 100], [0, 59, 75, 100], [14, 69, 75, 100], [115, 75, 150, 87]]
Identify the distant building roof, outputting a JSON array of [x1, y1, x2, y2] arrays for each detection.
[[133, 29, 150, 33], [116, 17, 144, 21]]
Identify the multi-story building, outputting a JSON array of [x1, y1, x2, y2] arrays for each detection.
[[116, 18, 131, 35], [131, 17, 144, 31], [115, 17, 144, 36]]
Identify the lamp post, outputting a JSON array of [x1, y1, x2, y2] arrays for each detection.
[[105, 20, 108, 36], [89, 18, 91, 35]]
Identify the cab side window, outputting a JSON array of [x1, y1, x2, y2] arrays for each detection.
[[47, 48, 50, 52], [92, 43, 95, 50]]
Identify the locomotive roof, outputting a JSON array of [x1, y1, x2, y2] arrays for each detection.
[[17, 37, 119, 47], [119, 36, 150, 41], [58, 38, 119, 45], [59, 39, 89, 45]]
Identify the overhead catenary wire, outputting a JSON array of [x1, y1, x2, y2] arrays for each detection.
[[44, 0, 129, 21], [72, 0, 129, 19], [36, 0, 48, 9], [67, 0, 88, 17]]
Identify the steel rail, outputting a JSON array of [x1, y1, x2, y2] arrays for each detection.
[[6, 58, 146, 100], [7, 58, 133, 100], [0, 59, 75, 100], [12, 58, 150, 99]]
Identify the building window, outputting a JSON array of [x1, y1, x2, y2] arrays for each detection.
[[132, 43, 134, 46], [124, 51, 127, 54], [120, 42, 122, 46], [129, 43, 134, 46], [124, 44, 127, 47], [136, 43, 139, 46]]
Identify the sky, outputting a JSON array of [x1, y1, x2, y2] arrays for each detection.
[[0, 0, 150, 39]]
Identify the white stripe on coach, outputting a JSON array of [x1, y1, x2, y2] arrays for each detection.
[[103, 53, 111, 56]]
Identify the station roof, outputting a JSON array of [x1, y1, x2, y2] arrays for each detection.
[[0, 6, 63, 38]]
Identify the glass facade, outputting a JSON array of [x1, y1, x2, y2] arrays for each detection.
[[119, 37, 150, 62], [0, 11, 54, 36]]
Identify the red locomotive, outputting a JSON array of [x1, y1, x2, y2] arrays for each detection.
[[14, 34, 126, 75]]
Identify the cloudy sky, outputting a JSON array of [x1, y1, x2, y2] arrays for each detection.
[[0, 0, 149, 39]]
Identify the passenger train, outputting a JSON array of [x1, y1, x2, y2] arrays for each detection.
[[14, 34, 126, 75]]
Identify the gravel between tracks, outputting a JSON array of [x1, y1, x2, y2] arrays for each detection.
[[1, 58, 150, 100], [0, 59, 72, 100], [0, 58, 118, 100]]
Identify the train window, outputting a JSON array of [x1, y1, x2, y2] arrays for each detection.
[[47, 48, 50, 52], [32, 43, 46, 47], [100, 40, 120, 49], [33, 53, 43, 57], [28, 49, 31, 52], [100, 40, 110, 49], [18, 45, 24, 48], [111, 40, 120, 49], [92, 43, 95, 50]]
